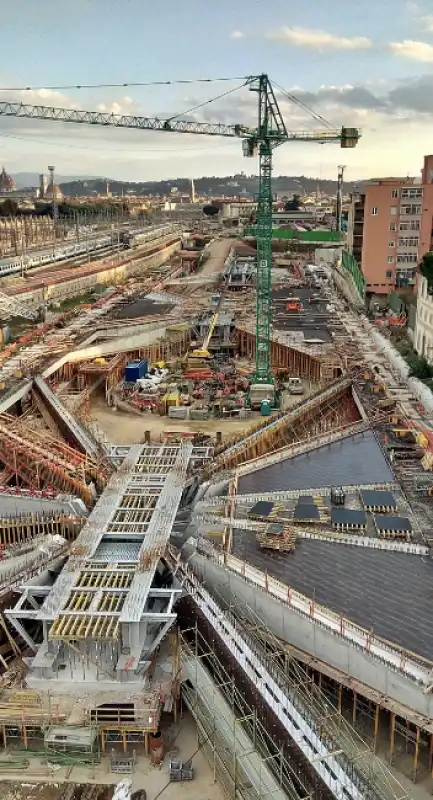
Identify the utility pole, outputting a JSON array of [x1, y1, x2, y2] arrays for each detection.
[[48, 165, 57, 258], [336, 165, 346, 234]]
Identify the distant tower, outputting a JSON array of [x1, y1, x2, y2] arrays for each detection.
[[191, 178, 196, 204], [106, 179, 111, 198], [39, 173, 48, 199], [336, 165, 346, 234]]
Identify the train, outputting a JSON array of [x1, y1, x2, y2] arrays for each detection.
[[0, 234, 113, 279], [0, 224, 177, 279], [120, 224, 174, 249]]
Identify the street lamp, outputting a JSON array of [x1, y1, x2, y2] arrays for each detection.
[[48, 165, 57, 258]]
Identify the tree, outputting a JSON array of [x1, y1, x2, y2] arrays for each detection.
[[0, 199, 18, 217], [284, 194, 302, 212], [419, 251, 433, 293], [203, 204, 220, 217], [408, 355, 433, 380]]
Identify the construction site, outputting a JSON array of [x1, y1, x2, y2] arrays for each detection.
[[0, 75, 432, 800]]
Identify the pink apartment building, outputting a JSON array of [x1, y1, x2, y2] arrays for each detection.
[[347, 155, 433, 297]]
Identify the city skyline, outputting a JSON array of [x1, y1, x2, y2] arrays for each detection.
[[2, 0, 433, 181]]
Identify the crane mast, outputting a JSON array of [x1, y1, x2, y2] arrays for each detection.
[[0, 76, 360, 390], [243, 75, 288, 385]]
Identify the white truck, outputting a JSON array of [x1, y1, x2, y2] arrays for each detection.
[[286, 376, 304, 395]]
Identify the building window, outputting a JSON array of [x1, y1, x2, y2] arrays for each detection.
[[387, 255, 394, 263], [390, 206, 397, 215], [401, 205, 422, 215], [391, 189, 399, 199], [399, 220, 420, 231], [400, 187, 423, 199], [390, 222, 396, 231], [388, 240, 395, 247], [397, 252, 418, 263], [386, 270, 393, 278], [398, 236, 419, 247], [371, 207, 378, 216]]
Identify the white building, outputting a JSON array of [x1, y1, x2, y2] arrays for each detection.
[[414, 275, 433, 362]]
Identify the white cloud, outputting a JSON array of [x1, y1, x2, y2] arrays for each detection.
[[229, 30, 245, 40], [3, 87, 78, 110], [388, 39, 433, 61], [266, 26, 372, 51], [96, 96, 138, 115], [404, 2, 433, 31]]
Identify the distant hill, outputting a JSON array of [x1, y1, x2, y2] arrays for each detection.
[[12, 172, 103, 189], [57, 174, 363, 199]]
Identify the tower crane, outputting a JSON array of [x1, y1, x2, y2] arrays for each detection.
[[0, 74, 360, 384]]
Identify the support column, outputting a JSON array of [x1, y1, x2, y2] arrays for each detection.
[[338, 683, 342, 715], [413, 726, 420, 782], [374, 703, 380, 754], [352, 691, 357, 725], [389, 712, 395, 764]]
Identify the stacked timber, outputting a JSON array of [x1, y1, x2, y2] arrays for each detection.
[[256, 523, 297, 552]]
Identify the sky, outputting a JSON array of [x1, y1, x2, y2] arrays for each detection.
[[2, 0, 433, 183]]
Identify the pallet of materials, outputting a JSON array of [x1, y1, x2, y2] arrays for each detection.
[[256, 522, 297, 552]]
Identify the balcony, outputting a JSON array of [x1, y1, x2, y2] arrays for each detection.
[[400, 188, 423, 200], [400, 204, 422, 216]]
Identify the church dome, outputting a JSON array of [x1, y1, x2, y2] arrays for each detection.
[[0, 167, 16, 193], [46, 181, 63, 201]]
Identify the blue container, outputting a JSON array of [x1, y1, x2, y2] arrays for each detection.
[[260, 400, 271, 416], [125, 359, 148, 382]]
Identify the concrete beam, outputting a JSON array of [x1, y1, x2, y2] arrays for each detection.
[[65, 325, 170, 362], [0, 379, 32, 413]]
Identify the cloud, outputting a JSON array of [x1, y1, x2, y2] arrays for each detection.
[[1, 87, 79, 110], [266, 26, 372, 51], [229, 30, 245, 40], [96, 96, 138, 114], [404, 2, 433, 31], [282, 74, 433, 117], [388, 39, 433, 62]]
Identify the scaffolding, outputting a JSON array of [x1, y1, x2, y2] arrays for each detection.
[[0, 413, 101, 503], [176, 564, 411, 800], [211, 376, 361, 472]]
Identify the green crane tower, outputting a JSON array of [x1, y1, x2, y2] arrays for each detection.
[[0, 76, 360, 384]]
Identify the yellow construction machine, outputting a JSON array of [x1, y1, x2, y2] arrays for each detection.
[[185, 297, 223, 367]]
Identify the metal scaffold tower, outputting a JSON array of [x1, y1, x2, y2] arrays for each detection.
[[0, 76, 360, 385]]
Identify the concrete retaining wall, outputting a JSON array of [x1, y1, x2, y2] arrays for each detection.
[[8, 237, 181, 309], [190, 552, 433, 724]]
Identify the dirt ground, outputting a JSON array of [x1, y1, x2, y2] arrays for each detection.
[[90, 395, 259, 444], [1, 713, 224, 800], [89, 383, 312, 445]]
